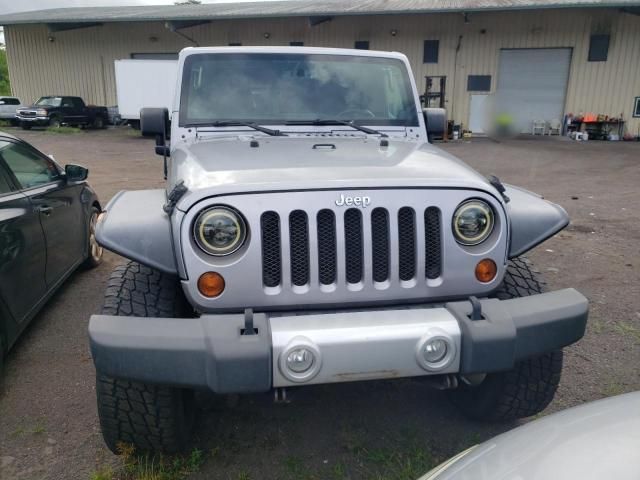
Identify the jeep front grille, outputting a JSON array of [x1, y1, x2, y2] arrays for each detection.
[[260, 206, 442, 289]]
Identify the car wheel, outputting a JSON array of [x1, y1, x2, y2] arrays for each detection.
[[83, 206, 103, 268], [93, 116, 105, 129], [95, 261, 195, 454], [49, 116, 61, 128], [447, 257, 563, 421]]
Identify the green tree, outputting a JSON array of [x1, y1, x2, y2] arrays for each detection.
[[0, 49, 10, 96]]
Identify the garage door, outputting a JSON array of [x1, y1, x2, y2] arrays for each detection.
[[495, 48, 572, 133]]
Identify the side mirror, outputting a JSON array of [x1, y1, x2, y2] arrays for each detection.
[[141, 107, 170, 156], [423, 107, 447, 142], [65, 164, 89, 182]]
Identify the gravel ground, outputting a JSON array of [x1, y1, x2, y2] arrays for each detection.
[[0, 128, 638, 480]]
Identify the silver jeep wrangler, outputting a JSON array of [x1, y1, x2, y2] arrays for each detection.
[[89, 47, 588, 453]]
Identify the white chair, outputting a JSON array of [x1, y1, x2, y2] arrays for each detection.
[[548, 118, 561, 135], [532, 119, 546, 135]]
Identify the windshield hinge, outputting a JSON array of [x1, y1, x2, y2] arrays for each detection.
[[163, 181, 188, 214]]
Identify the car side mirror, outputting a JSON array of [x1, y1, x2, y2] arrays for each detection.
[[423, 107, 447, 142], [65, 164, 89, 182], [141, 107, 170, 156]]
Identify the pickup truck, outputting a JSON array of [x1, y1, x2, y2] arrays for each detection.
[[0, 96, 25, 125], [16, 96, 109, 129]]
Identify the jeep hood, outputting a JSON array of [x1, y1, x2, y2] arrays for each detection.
[[171, 136, 499, 211]]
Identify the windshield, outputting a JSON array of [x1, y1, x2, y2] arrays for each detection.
[[35, 97, 62, 107], [180, 53, 419, 127]]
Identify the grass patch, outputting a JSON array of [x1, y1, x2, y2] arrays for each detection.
[[603, 381, 627, 397], [90, 444, 205, 480], [44, 126, 83, 134], [614, 322, 640, 343], [0, 119, 15, 128]]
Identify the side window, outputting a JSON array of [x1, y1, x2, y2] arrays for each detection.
[[61, 98, 73, 107], [0, 143, 60, 189], [8, 98, 21, 106], [0, 167, 13, 195], [72, 98, 84, 109]]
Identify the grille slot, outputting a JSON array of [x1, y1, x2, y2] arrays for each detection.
[[260, 211, 281, 287], [398, 207, 417, 281], [344, 208, 364, 284], [317, 209, 337, 285], [371, 208, 390, 282], [424, 207, 442, 279], [289, 210, 310, 286]]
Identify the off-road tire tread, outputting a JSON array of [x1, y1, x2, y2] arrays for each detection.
[[97, 374, 193, 454], [101, 261, 189, 318], [449, 257, 563, 422], [491, 256, 546, 300], [96, 261, 194, 454]]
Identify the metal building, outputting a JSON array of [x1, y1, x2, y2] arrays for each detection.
[[0, 0, 639, 134]]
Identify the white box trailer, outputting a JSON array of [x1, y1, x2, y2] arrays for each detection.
[[114, 59, 178, 127]]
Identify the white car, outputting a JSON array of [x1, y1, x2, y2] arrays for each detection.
[[0, 96, 24, 124], [420, 392, 640, 480]]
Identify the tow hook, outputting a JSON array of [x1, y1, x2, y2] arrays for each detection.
[[274, 387, 289, 403], [421, 374, 459, 390]]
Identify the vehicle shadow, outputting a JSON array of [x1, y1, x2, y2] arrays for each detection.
[[191, 379, 516, 479]]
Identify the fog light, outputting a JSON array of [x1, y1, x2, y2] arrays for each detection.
[[422, 339, 448, 363], [286, 348, 315, 373], [475, 259, 497, 283], [197, 271, 225, 297], [416, 331, 456, 372]]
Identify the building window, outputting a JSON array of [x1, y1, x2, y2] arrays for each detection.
[[130, 52, 179, 60], [588, 34, 610, 62], [423, 40, 439, 63], [467, 75, 491, 92], [290, 41, 304, 46], [228, 42, 242, 46], [354, 41, 369, 50]]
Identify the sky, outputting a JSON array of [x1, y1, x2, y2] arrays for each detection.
[[0, 0, 279, 44]]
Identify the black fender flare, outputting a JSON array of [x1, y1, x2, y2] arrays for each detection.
[[505, 184, 569, 258], [96, 189, 177, 274]]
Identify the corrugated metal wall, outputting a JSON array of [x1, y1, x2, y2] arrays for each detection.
[[5, 7, 640, 133]]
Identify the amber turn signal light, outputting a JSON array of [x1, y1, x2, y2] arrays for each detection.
[[475, 259, 497, 283], [198, 272, 225, 297]]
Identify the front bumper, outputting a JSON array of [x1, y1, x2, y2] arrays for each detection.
[[15, 115, 49, 125], [88, 289, 588, 393]]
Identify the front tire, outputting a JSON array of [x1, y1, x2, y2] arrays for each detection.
[[49, 115, 62, 128], [448, 257, 564, 421], [96, 261, 195, 454], [83, 206, 103, 268]]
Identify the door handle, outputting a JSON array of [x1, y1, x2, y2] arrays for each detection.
[[38, 206, 53, 216]]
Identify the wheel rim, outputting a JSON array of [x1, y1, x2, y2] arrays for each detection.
[[51, 118, 60, 128], [89, 212, 103, 261]]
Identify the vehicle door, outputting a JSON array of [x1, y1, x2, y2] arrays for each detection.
[[0, 140, 86, 288], [0, 143, 47, 325], [60, 97, 79, 124], [0, 98, 18, 119], [70, 97, 88, 124]]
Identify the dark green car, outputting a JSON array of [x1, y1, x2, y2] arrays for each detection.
[[0, 131, 102, 369]]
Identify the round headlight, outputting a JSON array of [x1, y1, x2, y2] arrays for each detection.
[[452, 200, 495, 246], [194, 206, 247, 256]]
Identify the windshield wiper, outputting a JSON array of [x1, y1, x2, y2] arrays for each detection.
[[193, 121, 287, 136], [285, 119, 387, 137]]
